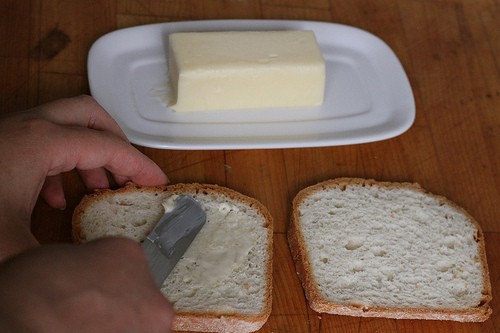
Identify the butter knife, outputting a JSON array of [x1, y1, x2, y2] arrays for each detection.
[[141, 195, 206, 287]]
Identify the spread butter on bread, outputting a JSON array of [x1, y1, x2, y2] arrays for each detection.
[[288, 178, 492, 322], [72, 183, 273, 333]]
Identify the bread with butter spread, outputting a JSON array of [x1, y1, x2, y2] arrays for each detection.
[[288, 178, 492, 322], [72, 183, 273, 333]]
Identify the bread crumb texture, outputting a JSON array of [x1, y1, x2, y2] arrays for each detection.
[[76, 191, 165, 242], [294, 179, 490, 314]]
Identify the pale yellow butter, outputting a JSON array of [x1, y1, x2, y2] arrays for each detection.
[[168, 30, 325, 112]]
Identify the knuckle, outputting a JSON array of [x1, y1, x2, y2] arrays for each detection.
[[77, 95, 102, 114], [69, 94, 98, 108], [94, 237, 141, 254], [22, 117, 56, 135], [91, 237, 147, 265]]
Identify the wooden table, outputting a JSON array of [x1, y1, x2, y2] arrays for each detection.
[[1, 1, 498, 332]]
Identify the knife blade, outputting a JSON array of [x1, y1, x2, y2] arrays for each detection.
[[141, 195, 206, 287]]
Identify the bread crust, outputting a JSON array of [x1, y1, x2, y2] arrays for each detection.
[[72, 182, 273, 332], [288, 177, 492, 322]]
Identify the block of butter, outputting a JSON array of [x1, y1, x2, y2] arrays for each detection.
[[168, 30, 325, 112]]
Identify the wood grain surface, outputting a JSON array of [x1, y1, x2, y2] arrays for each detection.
[[1, 1, 498, 332]]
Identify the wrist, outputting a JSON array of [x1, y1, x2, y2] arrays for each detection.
[[0, 212, 39, 261]]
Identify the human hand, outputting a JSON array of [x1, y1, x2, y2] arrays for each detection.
[[0, 95, 168, 258], [0, 238, 174, 332]]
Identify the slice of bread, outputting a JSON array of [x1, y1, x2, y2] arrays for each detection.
[[288, 178, 492, 322], [72, 183, 273, 333]]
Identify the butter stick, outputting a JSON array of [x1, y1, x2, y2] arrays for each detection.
[[168, 30, 325, 112]]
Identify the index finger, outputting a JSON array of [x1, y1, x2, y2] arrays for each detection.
[[34, 95, 128, 141], [45, 125, 168, 187]]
